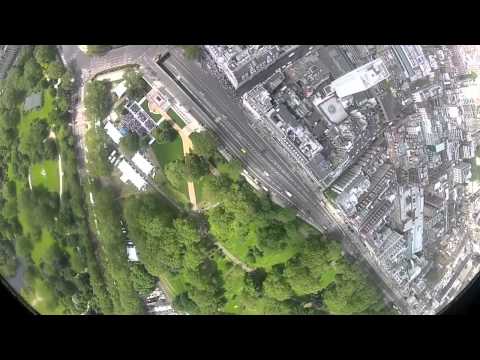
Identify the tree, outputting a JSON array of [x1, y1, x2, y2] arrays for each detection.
[[46, 61, 65, 80], [23, 58, 43, 89], [185, 153, 209, 180], [263, 266, 294, 301], [129, 262, 158, 296], [217, 159, 243, 181], [0, 240, 17, 278], [84, 80, 113, 122], [123, 68, 148, 99], [85, 128, 112, 177], [322, 266, 381, 315], [154, 121, 177, 143], [119, 133, 140, 156], [18, 119, 51, 162], [164, 160, 187, 189], [180, 46, 201, 60], [60, 70, 75, 92], [34, 45, 57, 66], [190, 130, 218, 158]]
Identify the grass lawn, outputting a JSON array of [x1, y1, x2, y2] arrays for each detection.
[[31, 160, 59, 193], [141, 100, 162, 121], [167, 109, 186, 128], [31, 229, 55, 266], [22, 277, 65, 315], [195, 175, 218, 208], [19, 90, 55, 138], [158, 272, 186, 298], [152, 135, 184, 167]]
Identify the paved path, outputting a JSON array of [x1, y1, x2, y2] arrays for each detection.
[[215, 241, 254, 273]]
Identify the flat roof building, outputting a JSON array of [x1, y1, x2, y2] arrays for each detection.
[[330, 58, 390, 98], [104, 121, 124, 144], [118, 160, 147, 190], [132, 152, 154, 176]]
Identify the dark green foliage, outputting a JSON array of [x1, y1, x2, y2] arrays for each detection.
[[19, 119, 55, 162], [119, 132, 140, 156], [123, 68, 149, 100], [190, 130, 218, 158], [0, 239, 17, 278], [85, 127, 112, 177], [164, 160, 187, 189], [46, 61, 65, 80], [217, 159, 243, 181], [129, 262, 158, 297], [34, 45, 57, 66], [23, 58, 43, 89], [185, 153, 209, 181], [154, 121, 177, 144], [84, 80, 112, 122]]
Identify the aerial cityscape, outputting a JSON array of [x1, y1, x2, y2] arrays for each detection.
[[1, 44, 480, 315]]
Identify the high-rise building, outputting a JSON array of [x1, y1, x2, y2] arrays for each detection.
[[330, 58, 390, 98]]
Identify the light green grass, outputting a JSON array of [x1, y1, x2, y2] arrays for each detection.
[[31, 229, 55, 266], [159, 272, 186, 298], [167, 109, 186, 128], [152, 135, 184, 167], [22, 277, 65, 315], [31, 160, 59, 193]]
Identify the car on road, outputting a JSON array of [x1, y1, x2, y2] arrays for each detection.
[[240, 148, 247, 154], [285, 190, 292, 198]]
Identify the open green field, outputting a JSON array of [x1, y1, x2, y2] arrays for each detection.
[[19, 90, 55, 138], [31, 159, 59, 193], [152, 135, 184, 167], [167, 109, 186, 128], [22, 277, 65, 315], [31, 229, 56, 266]]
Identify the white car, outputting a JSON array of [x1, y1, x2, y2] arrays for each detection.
[[285, 191, 292, 198]]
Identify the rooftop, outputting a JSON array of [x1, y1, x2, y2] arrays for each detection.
[[24, 92, 42, 112]]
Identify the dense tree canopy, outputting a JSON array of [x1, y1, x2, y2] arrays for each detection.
[[46, 61, 65, 80], [84, 80, 113, 122], [190, 130, 218, 158], [185, 153, 209, 181], [119, 132, 140, 156], [34, 45, 57, 66], [154, 121, 177, 144], [123, 68, 149, 100]]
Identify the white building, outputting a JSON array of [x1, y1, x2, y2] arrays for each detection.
[[127, 245, 139, 262], [104, 121, 124, 145], [118, 160, 147, 190], [132, 152, 155, 176], [113, 80, 128, 98], [330, 58, 390, 98]]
